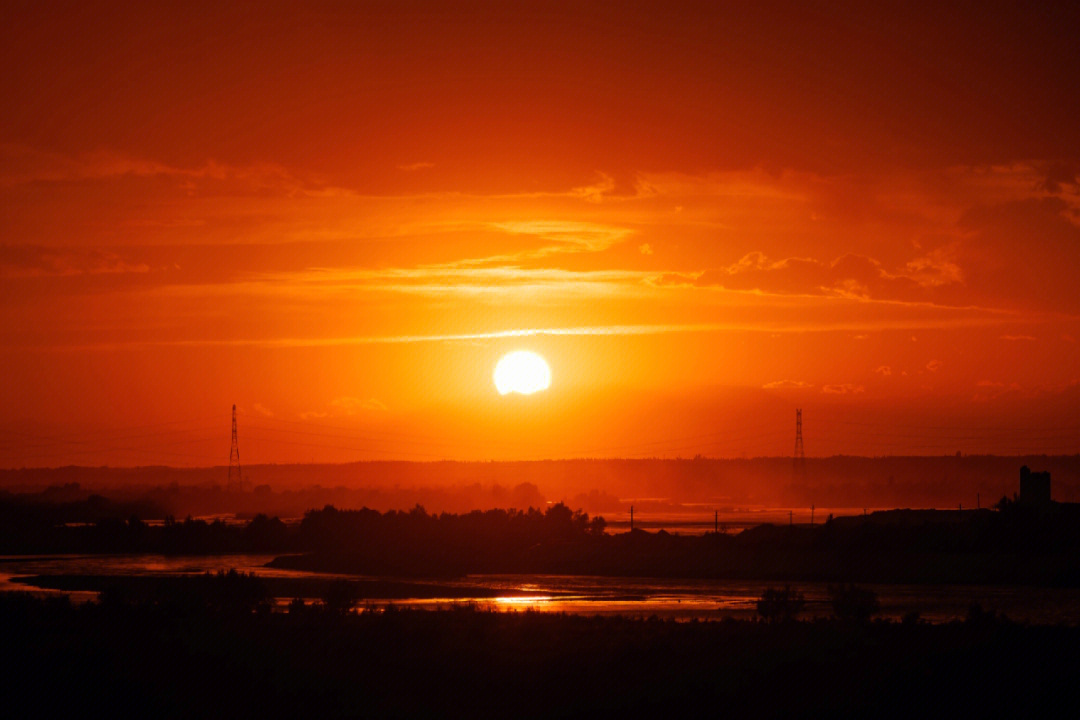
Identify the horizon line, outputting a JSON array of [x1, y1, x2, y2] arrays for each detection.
[[3, 451, 1078, 472]]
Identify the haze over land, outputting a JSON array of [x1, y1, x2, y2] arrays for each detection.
[[5, 456, 1079, 521]]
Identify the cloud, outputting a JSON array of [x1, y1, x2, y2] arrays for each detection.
[[397, 162, 435, 171], [570, 173, 618, 202], [0, 144, 299, 192], [38, 315, 1026, 353], [2, 155, 1069, 363], [268, 265, 651, 301], [1000, 334, 1036, 341], [903, 246, 964, 287], [330, 397, 387, 414], [762, 380, 814, 390], [955, 196, 1080, 311], [655, 250, 960, 303], [0, 246, 150, 278], [875, 366, 892, 376], [972, 380, 1023, 402], [488, 220, 631, 253], [252, 403, 275, 417], [1038, 162, 1079, 194], [926, 359, 942, 372], [822, 384, 865, 394]]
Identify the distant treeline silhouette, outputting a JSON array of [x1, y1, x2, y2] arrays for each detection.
[[276, 503, 1080, 584], [287, 503, 604, 575], [0, 499, 602, 559], [0, 508, 290, 554], [5, 455, 1080, 519], [6, 496, 1080, 585]]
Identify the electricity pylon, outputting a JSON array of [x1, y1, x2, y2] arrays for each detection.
[[228, 404, 242, 491]]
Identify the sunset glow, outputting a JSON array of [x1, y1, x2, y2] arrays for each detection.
[[1, 2, 1078, 466], [4, 7, 1080, 716]]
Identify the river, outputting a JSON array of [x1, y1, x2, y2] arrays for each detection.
[[4, 553, 1079, 623]]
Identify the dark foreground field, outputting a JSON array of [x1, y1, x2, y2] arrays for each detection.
[[4, 591, 1079, 719]]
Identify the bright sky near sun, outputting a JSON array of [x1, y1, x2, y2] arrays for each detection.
[[1, 2, 1079, 465]]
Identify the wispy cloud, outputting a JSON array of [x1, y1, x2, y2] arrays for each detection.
[[38, 314, 1038, 353], [0, 246, 150, 278], [0, 144, 300, 191], [762, 380, 814, 390], [225, 265, 655, 301], [822, 383, 865, 394], [486, 220, 632, 254], [655, 250, 963, 302], [331, 396, 387, 413]]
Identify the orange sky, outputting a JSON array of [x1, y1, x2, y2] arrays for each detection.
[[2, 1, 1079, 466]]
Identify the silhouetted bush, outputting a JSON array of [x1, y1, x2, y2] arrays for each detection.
[[966, 601, 990, 626], [4, 593, 1080, 718], [829, 584, 879, 623], [200, 569, 273, 615], [756, 585, 805, 622], [320, 580, 359, 614]]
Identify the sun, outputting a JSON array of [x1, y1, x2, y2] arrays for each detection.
[[493, 351, 552, 395]]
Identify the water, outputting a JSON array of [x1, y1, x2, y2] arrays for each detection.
[[3, 553, 1079, 623], [605, 507, 895, 534], [404, 574, 1080, 624], [0, 553, 351, 604]]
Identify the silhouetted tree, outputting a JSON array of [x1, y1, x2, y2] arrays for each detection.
[[756, 585, 805, 622], [202, 569, 272, 615], [320, 580, 359, 614], [966, 601, 989, 626], [829, 584, 879, 623], [243, 513, 289, 549]]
